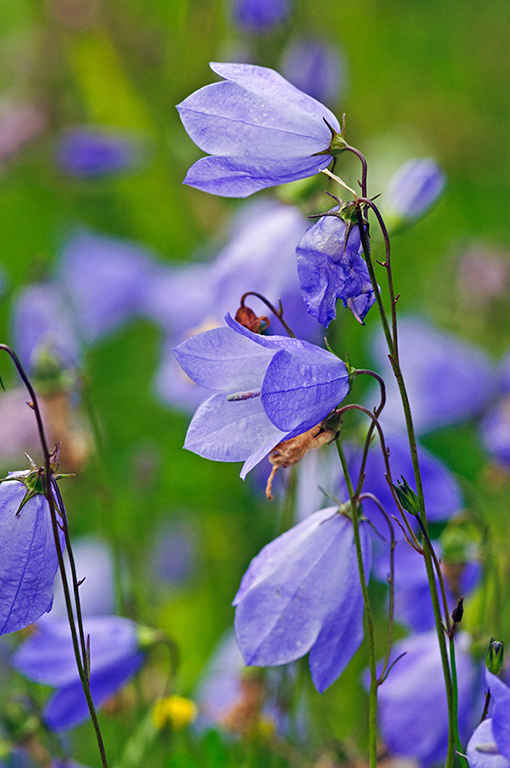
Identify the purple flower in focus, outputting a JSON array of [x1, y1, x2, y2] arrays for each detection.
[[296, 214, 375, 326], [233, 507, 371, 693], [377, 631, 478, 765], [369, 316, 499, 434], [232, 0, 290, 31], [56, 128, 142, 178], [173, 314, 350, 478], [467, 671, 510, 768], [13, 615, 145, 731], [0, 472, 65, 636], [177, 62, 341, 197], [234, 507, 371, 692], [280, 38, 345, 107], [385, 158, 446, 227]]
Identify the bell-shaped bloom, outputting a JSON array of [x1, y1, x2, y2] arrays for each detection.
[[11, 283, 81, 373], [234, 508, 371, 693], [0, 473, 65, 636], [174, 314, 350, 478], [149, 200, 319, 412], [232, 0, 290, 31], [467, 672, 510, 768], [296, 214, 375, 327], [177, 62, 340, 197], [384, 158, 446, 228], [373, 539, 480, 633], [56, 127, 142, 177], [376, 631, 478, 766], [280, 37, 346, 107], [13, 615, 145, 731], [369, 316, 499, 434], [57, 230, 155, 342]]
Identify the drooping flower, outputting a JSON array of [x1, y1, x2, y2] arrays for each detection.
[[177, 62, 341, 197], [173, 314, 350, 478], [231, 0, 290, 31], [12, 615, 145, 731], [56, 127, 142, 178], [368, 316, 499, 434], [376, 631, 478, 766], [384, 158, 446, 228], [0, 472, 65, 637], [467, 670, 510, 768], [280, 37, 346, 107], [296, 214, 375, 326], [234, 507, 371, 692]]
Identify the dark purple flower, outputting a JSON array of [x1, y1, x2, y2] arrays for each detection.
[[174, 314, 350, 478], [232, 0, 290, 31], [467, 671, 510, 768], [177, 62, 341, 197], [280, 38, 345, 107], [369, 316, 499, 434], [234, 507, 371, 692], [296, 213, 375, 327], [0, 472, 65, 636], [13, 615, 145, 731], [56, 128, 142, 177], [377, 631, 478, 765], [385, 158, 446, 227]]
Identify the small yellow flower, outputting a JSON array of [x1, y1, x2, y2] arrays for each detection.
[[152, 696, 198, 731]]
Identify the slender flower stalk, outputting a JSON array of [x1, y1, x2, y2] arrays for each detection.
[[0, 344, 109, 768]]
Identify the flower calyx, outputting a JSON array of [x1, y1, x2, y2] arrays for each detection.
[[235, 303, 270, 334], [485, 637, 504, 675], [391, 475, 421, 517], [0, 445, 73, 516]]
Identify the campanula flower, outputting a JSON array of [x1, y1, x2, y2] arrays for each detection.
[[384, 158, 446, 228], [173, 314, 350, 478], [280, 38, 345, 107], [0, 472, 64, 637], [234, 507, 371, 692], [149, 200, 319, 412], [232, 0, 290, 31], [467, 671, 510, 768], [296, 214, 375, 326], [369, 316, 499, 434], [376, 631, 478, 766], [177, 62, 341, 197], [13, 615, 145, 731], [56, 128, 142, 178]]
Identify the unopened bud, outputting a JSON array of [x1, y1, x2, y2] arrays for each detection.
[[485, 638, 504, 675], [451, 597, 464, 625], [392, 476, 421, 516], [235, 305, 269, 334]]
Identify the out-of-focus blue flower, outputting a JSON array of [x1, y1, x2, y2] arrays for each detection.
[[51, 536, 116, 618], [148, 519, 197, 587], [58, 231, 155, 342], [149, 200, 319, 412], [369, 316, 499, 434], [11, 283, 81, 373], [177, 62, 341, 197], [174, 314, 350, 478], [234, 507, 371, 692], [373, 540, 480, 632], [377, 631, 478, 766], [13, 615, 145, 731], [0, 472, 65, 637], [467, 671, 510, 768], [479, 353, 510, 469], [232, 0, 290, 31], [296, 214, 375, 326], [280, 38, 345, 107], [56, 128, 142, 178], [384, 158, 446, 228]]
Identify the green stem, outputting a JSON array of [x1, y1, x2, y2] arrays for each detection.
[[336, 441, 377, 768], [449, 637, 469, 766]]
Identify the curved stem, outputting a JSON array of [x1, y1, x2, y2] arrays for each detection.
[[240, 291, 296, 338], [0, 345, 109, 768], [336, 440, 377, 768], [344, 144, 368, 200]]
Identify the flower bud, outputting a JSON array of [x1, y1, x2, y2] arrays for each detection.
[[485, 638, 504, 675], [392, 476, 421, 516]]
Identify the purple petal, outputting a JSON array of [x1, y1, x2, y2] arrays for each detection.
[[480, 398, 510, 468], [56, 128, 141, 178], [385, 158, 446, 224], [0, 478, 64, 636], [261, 346, 349, 431], [281, 37, 345, 107], [232, 0, 290, 31], [467, 719, 509, 768], [487, 672, 510, 760]]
